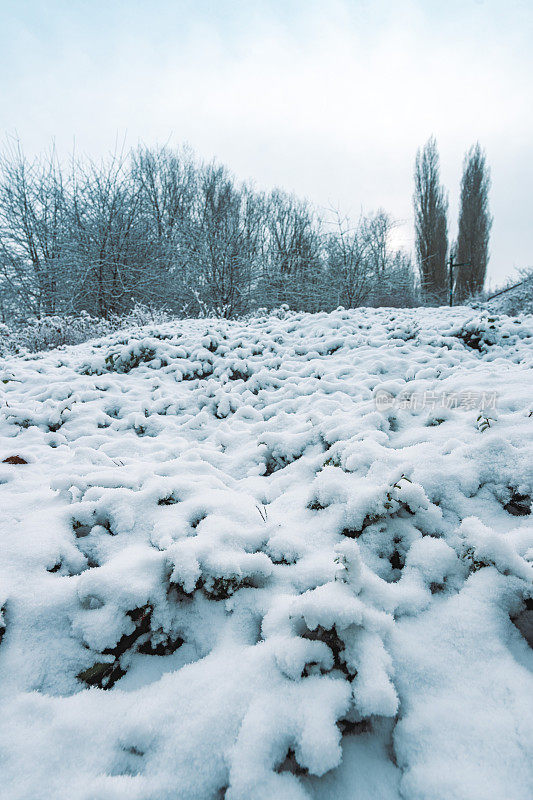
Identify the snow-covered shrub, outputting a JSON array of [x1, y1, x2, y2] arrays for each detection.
[[485, 268, 533, 316], [1, 305, 532, 799], [0, 312, 112, 355], [108, 302, 174, 328], [454, 315, 500, 351], [451, 312, 533, 354], [0, 304, 178, 357]]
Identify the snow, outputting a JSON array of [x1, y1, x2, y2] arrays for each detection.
[[0, 305, 532, 799]]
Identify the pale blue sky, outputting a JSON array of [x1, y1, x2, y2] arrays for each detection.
[[1, 0, 532, 284]]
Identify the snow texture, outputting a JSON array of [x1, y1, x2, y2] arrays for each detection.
[[0, 306, 532, 800]]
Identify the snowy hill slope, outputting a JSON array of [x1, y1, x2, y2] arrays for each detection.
[[0, 306, 532, 800]]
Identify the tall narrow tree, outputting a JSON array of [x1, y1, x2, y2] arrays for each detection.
[[455, 143, 492, 301], [413, 137, 448, 301]]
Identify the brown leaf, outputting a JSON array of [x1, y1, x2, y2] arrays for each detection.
[[2, 455, 28, 465]]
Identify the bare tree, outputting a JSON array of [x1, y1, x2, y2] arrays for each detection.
[[69, 149, 163, 317], [455, 143, 492, 301], [325, 211, 372, 307], [362, 209, 391, 277], [361, 211, 418, 306], [183, 164, 265, 317], [0, 141, 69, 317], [262, 190, 323, 311], [413, 137, 448, 302], [132, 145, 198, 308], [371, 250, 418, 307], [133, 145, 197, 244]]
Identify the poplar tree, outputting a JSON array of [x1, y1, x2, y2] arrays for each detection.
[[455, 143, 492, 301], [413, 137, 448, 302]]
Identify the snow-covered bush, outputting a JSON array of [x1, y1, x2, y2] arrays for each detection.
[[453, 315, 500, 351], [108, 303, 174, 329], [0, 304, 177, 357], [485, 268, 533, 316], [0, 311, 112, 355], [0, 305, 532, 800], [452, 313, 532, 353]]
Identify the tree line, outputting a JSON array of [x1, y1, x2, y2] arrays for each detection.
[[0, 138, 489, 322]]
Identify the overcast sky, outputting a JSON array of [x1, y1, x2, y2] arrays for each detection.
[[1, 0, 531, 286]]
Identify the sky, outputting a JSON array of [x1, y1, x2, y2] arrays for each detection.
[[0, 0, 532, 286]]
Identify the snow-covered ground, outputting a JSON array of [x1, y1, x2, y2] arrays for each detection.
[[0, 306, 532, 800]]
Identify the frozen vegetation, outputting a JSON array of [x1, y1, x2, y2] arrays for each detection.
[[0, 306, 532, 800]]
